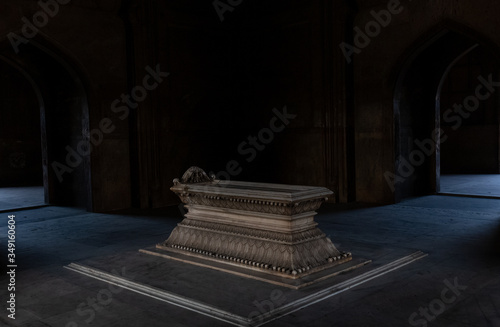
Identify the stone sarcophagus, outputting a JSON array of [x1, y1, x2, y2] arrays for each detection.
[[157, 167, 351, 279]]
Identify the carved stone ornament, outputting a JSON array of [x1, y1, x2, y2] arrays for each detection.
[[173, 166, 215, 185], [158, 167, 352, 279]]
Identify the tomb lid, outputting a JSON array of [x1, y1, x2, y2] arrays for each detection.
[[172, 178, 332, 204], [171, 167, 333, 202]]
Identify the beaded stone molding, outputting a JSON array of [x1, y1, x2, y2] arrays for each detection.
[[158, 167, 352, 279]]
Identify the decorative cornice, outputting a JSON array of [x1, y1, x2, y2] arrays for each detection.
[[179, 193, 326, 215]]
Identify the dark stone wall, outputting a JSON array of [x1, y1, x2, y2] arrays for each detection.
[[127, 0, 355, 208], [0, 0, 354, 211], [4, 0, 500, 210]]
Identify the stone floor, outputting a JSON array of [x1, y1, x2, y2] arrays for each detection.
[[440, 174, 500, 198], [0, 195, 499, 326], [0, 186, 45, 212]]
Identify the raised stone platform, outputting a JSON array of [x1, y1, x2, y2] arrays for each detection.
[[155, 167, 353, 280]]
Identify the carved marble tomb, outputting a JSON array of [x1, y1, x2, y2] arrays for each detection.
[[157, 167, 352, 279]]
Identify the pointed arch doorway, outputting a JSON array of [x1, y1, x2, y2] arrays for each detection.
[[393, 24, 500, 202], [0, 37, 92, 210]]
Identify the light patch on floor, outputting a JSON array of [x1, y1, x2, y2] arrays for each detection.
[[0, 186, 45, 212], [440, 174, 500, 198]]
